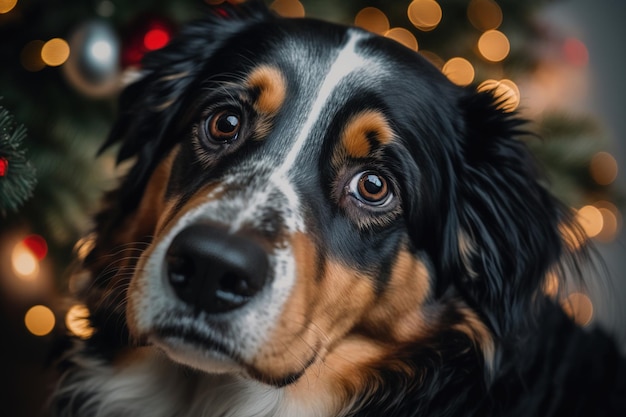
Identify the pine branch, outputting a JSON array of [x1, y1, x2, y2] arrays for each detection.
[[0, 104, 37, 216]]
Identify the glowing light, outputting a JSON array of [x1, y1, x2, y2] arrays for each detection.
[[477, 79, 520, 112], [407, 0, 442, 32], [11, 241, 39, 279], [478, 30, 510, 62], [589, 151, 618, 185], [41, 38, 70, 67], [561, 292, 593, 326], [594, 201, 622, 243], [65, 304, 94, 339], [0, 0, 17, 14], [20, 40, 46, 72], [90, 40, 113, 62], [467, 0, 502, 31], [270, 0, 305, 18], [442, 57, 474, 86], [563, 38, 589, 67], [385, 28, 418, 51], [576, 205, 604, 238], [420, 50, 444, 69], [354, 7, 389, 35], [144, 28, 170, 51], [543, 272, 559, 298], [25, 305, 56, 336]]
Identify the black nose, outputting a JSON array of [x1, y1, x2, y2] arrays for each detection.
[[165, 224, 269, 314]]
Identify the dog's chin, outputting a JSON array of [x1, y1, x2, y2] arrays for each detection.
[[151, 334, 243, 375]]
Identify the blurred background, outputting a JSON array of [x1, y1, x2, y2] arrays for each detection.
[[0, 0, 624, 415]]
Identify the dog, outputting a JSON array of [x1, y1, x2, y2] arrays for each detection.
[[51, 1, 626, 416]]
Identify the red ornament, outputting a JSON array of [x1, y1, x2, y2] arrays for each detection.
[[23, 234, 48, 261], [121, 15, 176, 68], [0, 156, 8, 177]]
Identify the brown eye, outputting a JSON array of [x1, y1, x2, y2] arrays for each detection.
[[349, 171, 393, 206], [203, 110, 242, 144]]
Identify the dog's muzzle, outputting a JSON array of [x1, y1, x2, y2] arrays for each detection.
[[165, 224, 269, 314]]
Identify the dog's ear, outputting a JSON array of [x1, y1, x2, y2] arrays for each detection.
[[441, 90, 582, 337], [102, 0, 273, 211]]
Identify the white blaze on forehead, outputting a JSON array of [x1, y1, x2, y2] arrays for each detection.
[[273, 30, 371, 178]]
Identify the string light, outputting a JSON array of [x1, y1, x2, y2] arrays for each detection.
[[41, 38, 70, 67], [65, 304, 94, 339], [11, 241, 39, 279], [576, 205, 604, 238], [143, 28, 170, 51], [467, 0, 502, 31], [478, 30, 510, 62], [561, 292, 593, 326], [442, 57, 474, 86], [354, 7, 389, 35], [407, 0, 442, 32], [385, 28, 418, 51], [269, 0, 305, 18], [563, 38, 589, 67], [0, 0, 17, 14], [589, 151, 618, 185], [24, 305, 56, 336], [477, 79, 520, 112]]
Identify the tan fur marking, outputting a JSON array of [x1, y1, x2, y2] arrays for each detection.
[[245, 65, 287, 115], [363, 247, 432, 343], [251, 233, 378, 382], [452, 305, 495, 371], [341, 110, 394, 159]]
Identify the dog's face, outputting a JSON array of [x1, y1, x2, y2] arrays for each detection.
[[81, 1, 572, 402]]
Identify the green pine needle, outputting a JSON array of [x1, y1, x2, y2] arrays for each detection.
[[0, 105, 37, 216]]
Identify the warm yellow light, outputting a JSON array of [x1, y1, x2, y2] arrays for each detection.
[[576, 205, 604, 238], [419, 50, 444, 69], [41, 38, 70, 67], [478, 30, 510, 62], [0, 0, 17, 14], [467, 0, 502, 31], [25, 305, 56, 336], [561, 292, 593, 326], [442, 57, 474, 86], [589, 151, 618, 185], [65, 304, 94, 339], [355, 7, 389, 35], [384, 28, 418, 51], [477, 79, 520, 112], [20, 40, 46, 72], [11, 242, 39, 279], [543, 272, 559, 298], [596, 208, 619, 243], [269, 0, 305, 18], [408, 0, 442, 32]]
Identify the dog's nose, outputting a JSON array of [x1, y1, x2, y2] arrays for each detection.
[[165, 224, 269, 314]]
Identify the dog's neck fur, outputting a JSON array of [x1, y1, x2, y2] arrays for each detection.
[[54, 346, 344, 417]]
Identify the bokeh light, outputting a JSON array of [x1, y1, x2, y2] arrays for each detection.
[[23, 234, 48, 260], [11, 241, 39, 279], [576, 205, 604, 238], [41, 38, 70, 66], [420, 50, 444, 69], [0, 0, 17, 14], [270, 0, 305, 18], [467, 0, 502, 31], [24, 305, 56, 336], [477, 79, 520, 112], [589, 151, 618, 185], [478, 30, 510, 62], [442, 57, 474, 86], [20, 40, 46, 72], [143, 28, 170, 51], [355, 7, 389, 35], [407, 0, 442, 32], [385, 28, 418, 51], [563, 38, 589, 67], [561, 292, 594, 326], [65, 304, 94, 339]]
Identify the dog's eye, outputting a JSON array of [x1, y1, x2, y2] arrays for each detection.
[[349, 171, 393, 206], [202, 110, 242, 144]]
